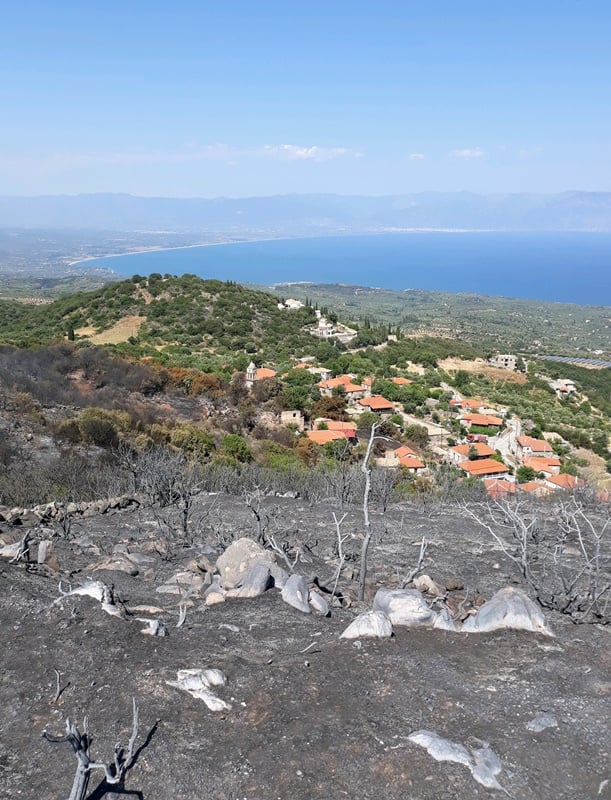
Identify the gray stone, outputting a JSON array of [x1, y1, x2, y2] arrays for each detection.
[[433, 607, 458, 631], [226, 563, 272, 599], [526, 711, 558, 732], [281, 574, 311, 613], [412, 574, 443, 596], [340, 610, 393, 639], [373, 587, 436, 627], [270, 563, 289, 588], [89, 554, 139, 576], [156, 571, 206, 596], [408, 731, 506, 793], [461, 587, 554, 636], [215, 537, 276, 589], [309, 589, 330, 616]]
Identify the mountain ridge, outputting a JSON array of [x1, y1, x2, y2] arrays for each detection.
[[1, 191, 611, 231]]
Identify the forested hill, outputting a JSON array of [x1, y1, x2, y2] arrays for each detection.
[[0, 274, 485, 373], [0, 275, 324, 363]]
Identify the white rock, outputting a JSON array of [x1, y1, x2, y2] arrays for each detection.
[[433, 607, 458, 631], [281, 574, 311, 613], [166, 668, 231, 711], [138, 618, 167, 636], [408, 730, 472, 769], [215, 538, 276, 589], [373, 588, 436, 627], [408, 730, 507, 793], [204, 591, 226, 606], [225, 563, 272, 599], [526, 711, 558, 732], [461, 587, 553, 636], [309, 590, 330, 616], [412, 574, 443, 596], [340, 610, 393, 639]]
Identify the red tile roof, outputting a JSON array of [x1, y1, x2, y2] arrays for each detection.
[[484, 478, 516, 497], [451, 443, 496, 458], [318, 375, 364, 393], [358, 396, 394, 411], [255, 367, 277, 380], [461, 413, 503, 427], [306, 430, 351, 445], [392, 377, 412, 386], [398, 454, 425, 470], [547, 474, 585, 490], [319, 419, 357, 432], [517, 435, 553, 453], [523, 456, 561, 473], [518, 481, 554, 495], [459, 458, 509, 477], [395, 445, 417, 458]]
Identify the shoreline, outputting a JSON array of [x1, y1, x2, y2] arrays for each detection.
[[67, 228, 504, 268]]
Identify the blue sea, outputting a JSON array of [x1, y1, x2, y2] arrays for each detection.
[[85, 232, 611, 306]]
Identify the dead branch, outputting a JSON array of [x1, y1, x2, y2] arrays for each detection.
[[9, 530, 31, 564], [400, 537, 429, 589], [463, 496, 610, 623], [43, 698, 139, 800], [330, 511, 350, 600]]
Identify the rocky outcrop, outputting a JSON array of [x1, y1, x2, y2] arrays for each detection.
[[0, 495, 142, 527]]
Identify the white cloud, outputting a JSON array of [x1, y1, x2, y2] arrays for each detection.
[[409, 153, 426, 160], [0, 143, 355, 172], [262, 144, 349, 161], [449, 147, 485, 159]]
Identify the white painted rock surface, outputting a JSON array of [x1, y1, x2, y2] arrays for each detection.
[[373, 587, 436, 627], [309, 589, 330, 616], [281, 574, 311, 613], [226, 563, 272, 598], [408, 730, 506, 793], [340, 610, 393, 639], [461, 587, 553, 635]]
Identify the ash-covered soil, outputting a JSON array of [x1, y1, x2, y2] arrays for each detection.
[[0, 495, 609, 800]]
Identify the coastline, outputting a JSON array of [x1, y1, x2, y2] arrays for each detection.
[[67, 228, 502, 269], [68, 234, 315, 267]]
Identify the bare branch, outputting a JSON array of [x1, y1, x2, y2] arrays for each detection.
[[400, 537, 429, 589]]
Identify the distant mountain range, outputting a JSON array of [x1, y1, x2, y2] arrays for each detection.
[[1, 191, 611, 233]]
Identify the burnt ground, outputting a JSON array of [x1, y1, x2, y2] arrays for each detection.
[[0, 495, 609, 800]]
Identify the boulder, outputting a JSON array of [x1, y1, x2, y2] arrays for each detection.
[[309, 590, 330, 616], [269, 563, 289, 589], [373, 588, 436, 627], [226, 564, 272, 599], [89, 554, 139, 576], [340, 610, 393, 639], [36, 540, 60, 573], [412, 574, 443, 596], [156, 571, 206, 596], [215, 538, 276, 589], [461, 587, 554, 635], [281, 574, 311, 613]]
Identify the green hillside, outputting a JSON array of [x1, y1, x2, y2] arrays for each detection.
[[0, 274, 334, 367], [257, 282, 611, 358]]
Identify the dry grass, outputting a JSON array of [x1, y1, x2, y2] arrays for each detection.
[[439, 357, 527, 384], [77, 315, 146, 344]]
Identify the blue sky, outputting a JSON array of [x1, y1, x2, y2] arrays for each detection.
[[1, 1, 610, 196]]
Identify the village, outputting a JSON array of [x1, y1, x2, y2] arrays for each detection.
[[245, 308, 594, 498]]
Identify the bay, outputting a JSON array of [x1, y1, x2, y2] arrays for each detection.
[[84, 231, 611, 306]]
